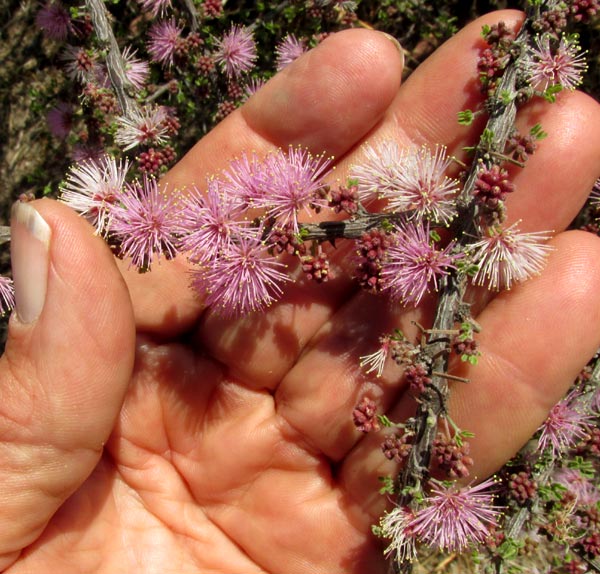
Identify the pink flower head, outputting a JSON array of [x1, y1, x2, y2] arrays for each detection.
[[46, 102, 73, 139], [244, 77, 266, 99], [36, 1, 72, 40], [468, 222, 553, 291], [0, 276, 15, 316], [137, 0, 172, 18], [381, 145, 459, 225], [122, 46, 150, 90], [359, 335, 392, 378], [380, 506, 417, 564], [70, 143, 105, 164], [60, 154, 129, 234], [147, 19, 183, 67], [537, 389, 593, 458], [381, 220, 459, 306], [177, 179, 248, 264], [114, 106, 169, 151], [350, 140, 404, 203], [214, 25, 257, 78], [275, 34, 306, 70], [553, 468, 600, 506], [220, 152, 270, 209], [409, 478, 502, 552], [61, 45, 99, 83], [192, 227, 291, 317], [254, 147, 332, 233], [526, 34, 587, 92], [109, 176, 180, 270]]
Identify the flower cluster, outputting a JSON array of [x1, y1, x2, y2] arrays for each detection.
[[525, 33, 587, 93], [380, 478, 502, 557], [351, 142, 459, 225], [367, 7, 595, 571], [60, 147, 336, 315]]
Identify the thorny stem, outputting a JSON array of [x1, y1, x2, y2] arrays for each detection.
[[388, 1, 564, 572], [86, 0, 140, 118]]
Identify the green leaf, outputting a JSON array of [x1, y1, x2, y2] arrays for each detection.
[[298, 227, 310, 240], [454, 429, 475, 447], [530, 123, 548, 140], [500, 90, 514, 105], [392, 329, 405, 341], [378, 475, 395, 495], [377, 414, 393, 427], [457, 109, 474, 126], [429, 229, 441, 242], [480, 128, 495, 147], [543, 84, 563, 103], [380, 218, 394, 232], [567, 455, 595, 478], [496, 538, 524, 560], [456, 259, 479, 276], [538, 483, 567, 501]]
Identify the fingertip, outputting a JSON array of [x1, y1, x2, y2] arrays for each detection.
[[508, 89, 600, 229], [243, 28, 404, 155]]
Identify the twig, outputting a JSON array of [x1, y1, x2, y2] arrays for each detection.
[[86, 0, 139, 118], [180, 0, 198, 31], [388, 1, 563, 571], [0, 226, 10, 246], [298, 211, 411, 242]]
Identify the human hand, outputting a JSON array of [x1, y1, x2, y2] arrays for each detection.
[[2, 10, 600, 573]]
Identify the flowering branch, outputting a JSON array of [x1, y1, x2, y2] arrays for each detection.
[[388, 1, 582, 572]]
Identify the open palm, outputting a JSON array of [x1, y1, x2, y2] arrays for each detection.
[[2, 10, 600, 574]]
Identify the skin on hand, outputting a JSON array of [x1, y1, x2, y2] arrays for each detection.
[[2, 10, 600, 574]]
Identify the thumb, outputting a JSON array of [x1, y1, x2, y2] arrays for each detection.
[[0, 199, 135, 569]]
